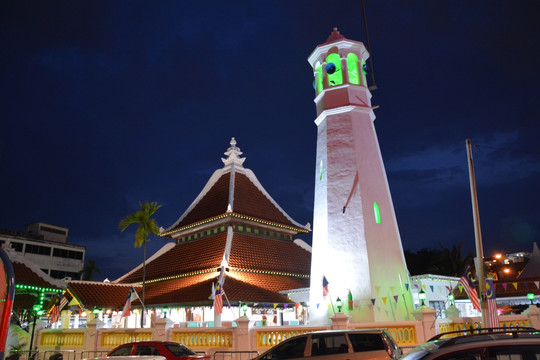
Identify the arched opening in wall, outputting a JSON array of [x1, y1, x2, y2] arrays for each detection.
[[326, 53, 343, 86], [315, 61, 324, 94], [373, 202, 381, 224], [347, 53, 360, 85]]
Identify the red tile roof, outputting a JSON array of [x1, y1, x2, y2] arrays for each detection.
[[68, 281, 142, 309], [12, 261, 64, 289], [118, 234, 227, 283], [67, 140, 312, 309]]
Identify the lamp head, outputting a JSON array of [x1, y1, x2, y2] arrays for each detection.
[[336, 297, 342, 312], [419, 289, 426, 306]]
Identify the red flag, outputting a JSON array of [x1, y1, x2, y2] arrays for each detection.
[[214, 283, 223, 316], [485, 279, 499, 327], [459, 266, 481, 312], [49, 294, 67, 325], [322, 276, 329, 298]]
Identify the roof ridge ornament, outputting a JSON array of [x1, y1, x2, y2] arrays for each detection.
[[221, 137, 246, 170]]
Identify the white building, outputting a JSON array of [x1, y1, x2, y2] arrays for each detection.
[[0, 222, 85, 279]]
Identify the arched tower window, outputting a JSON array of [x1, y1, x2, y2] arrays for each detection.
[[347, 53, 360, 85], [373, 202, 381, 224], [326, 53, 343, 86], [315, 62, 324, 94], [360, 57, 368, 86]]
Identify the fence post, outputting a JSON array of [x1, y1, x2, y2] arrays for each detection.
[[85, 318, 104, 352], [154, 318, 174, 341], [523, 305, 540, 329], [234, 316, 251, 351], [411, 306, 437, 344], [330, 313, 350, 330]]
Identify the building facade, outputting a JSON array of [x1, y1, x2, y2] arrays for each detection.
[[0, 222, 85, 280]]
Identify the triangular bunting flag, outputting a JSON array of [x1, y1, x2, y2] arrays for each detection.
[[382, 297, 388, 305], [390, 286, 395, 293], [535, 281, 539, 289], [375, 286, 381, 293], [273, 303, 278, 309], [371, 299, 376, 306], [524, 283, 529, 290], [502, 283, 508, 291], [393, 295, 399, 303], [458, 285, 463, 293], [405, 283, 409, 291], [430, 285, 434, 292], [316, 303, 320, 309], [513, 282, 518, 290]]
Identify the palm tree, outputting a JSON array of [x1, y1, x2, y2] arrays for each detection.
[[435, 242, 475, 277], [79, 259, 101, 280], [118, 201, 161, 327]]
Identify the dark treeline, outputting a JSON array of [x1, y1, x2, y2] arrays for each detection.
[[405, 242, 475, 276]]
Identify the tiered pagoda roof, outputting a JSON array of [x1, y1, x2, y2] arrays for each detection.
[[66, 138, 312, 310]]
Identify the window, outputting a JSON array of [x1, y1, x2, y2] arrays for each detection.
[[135, 346, 159, 356], [315, 62, 323, 94], [374, 202, 381, 224], [52, 248, 83, 260], [108, 345, 133, 356], [434, 349, 483, 360], [361, 57, 368, 86], [166, 343, 196, 356], [311, 334, 349, 356], [326, 53, 343, 86], [25, 244, 51, 256], [349, 333, 385, 352], [347, 53, 360, 85], [491, 345, 540, 360], [262, 336, 307, 360]]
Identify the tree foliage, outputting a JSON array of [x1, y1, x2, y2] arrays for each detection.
[[405, 242, 475, 276]]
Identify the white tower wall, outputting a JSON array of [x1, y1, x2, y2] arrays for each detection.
[[308, 29, 413, 324]]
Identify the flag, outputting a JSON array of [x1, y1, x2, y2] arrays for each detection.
[[122, 286, 141, 317], [322, 276, 329, 298], [213, 282, 223, 316], [49, 294, 67, 325], [485, 279, 499, 327], [459, 266, 481, 312]]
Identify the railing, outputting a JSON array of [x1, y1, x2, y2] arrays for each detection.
[[40, 331, 85, 347], [255, 328, 326, 348], [41, 350, 77, 360], [172, 331, 234, 348], [5, 350, 39, 360], [80, 351, 108, 360], [436, 317, 533, 337], [100, 331, 153, 348]]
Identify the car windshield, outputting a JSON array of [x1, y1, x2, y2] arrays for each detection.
[[400, 349, 430, 360], [165, 343, 197, 356]]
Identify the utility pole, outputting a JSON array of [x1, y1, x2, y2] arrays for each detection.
[[466, 139, 488, 327]]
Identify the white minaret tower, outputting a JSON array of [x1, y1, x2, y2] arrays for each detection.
[[308, 28, 413, 323]]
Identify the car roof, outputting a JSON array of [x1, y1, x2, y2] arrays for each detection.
[[306, 329, 387, 335], [402, 328, 540, 360]]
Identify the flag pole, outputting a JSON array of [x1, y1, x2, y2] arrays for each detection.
[[466, 139, 487, 327]]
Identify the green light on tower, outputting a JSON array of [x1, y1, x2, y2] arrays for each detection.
[[373, 202, 381, 224]]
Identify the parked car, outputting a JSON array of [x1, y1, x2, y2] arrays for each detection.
[[106, 341, 210, 360], [400, 327, 540, 360], [252, 329, 402, 360]]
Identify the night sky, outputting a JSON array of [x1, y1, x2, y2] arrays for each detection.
[[1, 1, 539, 281]]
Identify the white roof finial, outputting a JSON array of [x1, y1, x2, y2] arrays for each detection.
[[222, 137, 246, 170]]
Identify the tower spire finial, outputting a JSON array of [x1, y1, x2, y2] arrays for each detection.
[[222, 137, 246, 169]]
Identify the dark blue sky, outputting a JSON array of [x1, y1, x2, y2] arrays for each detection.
[[1, 1, 539, 281]]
